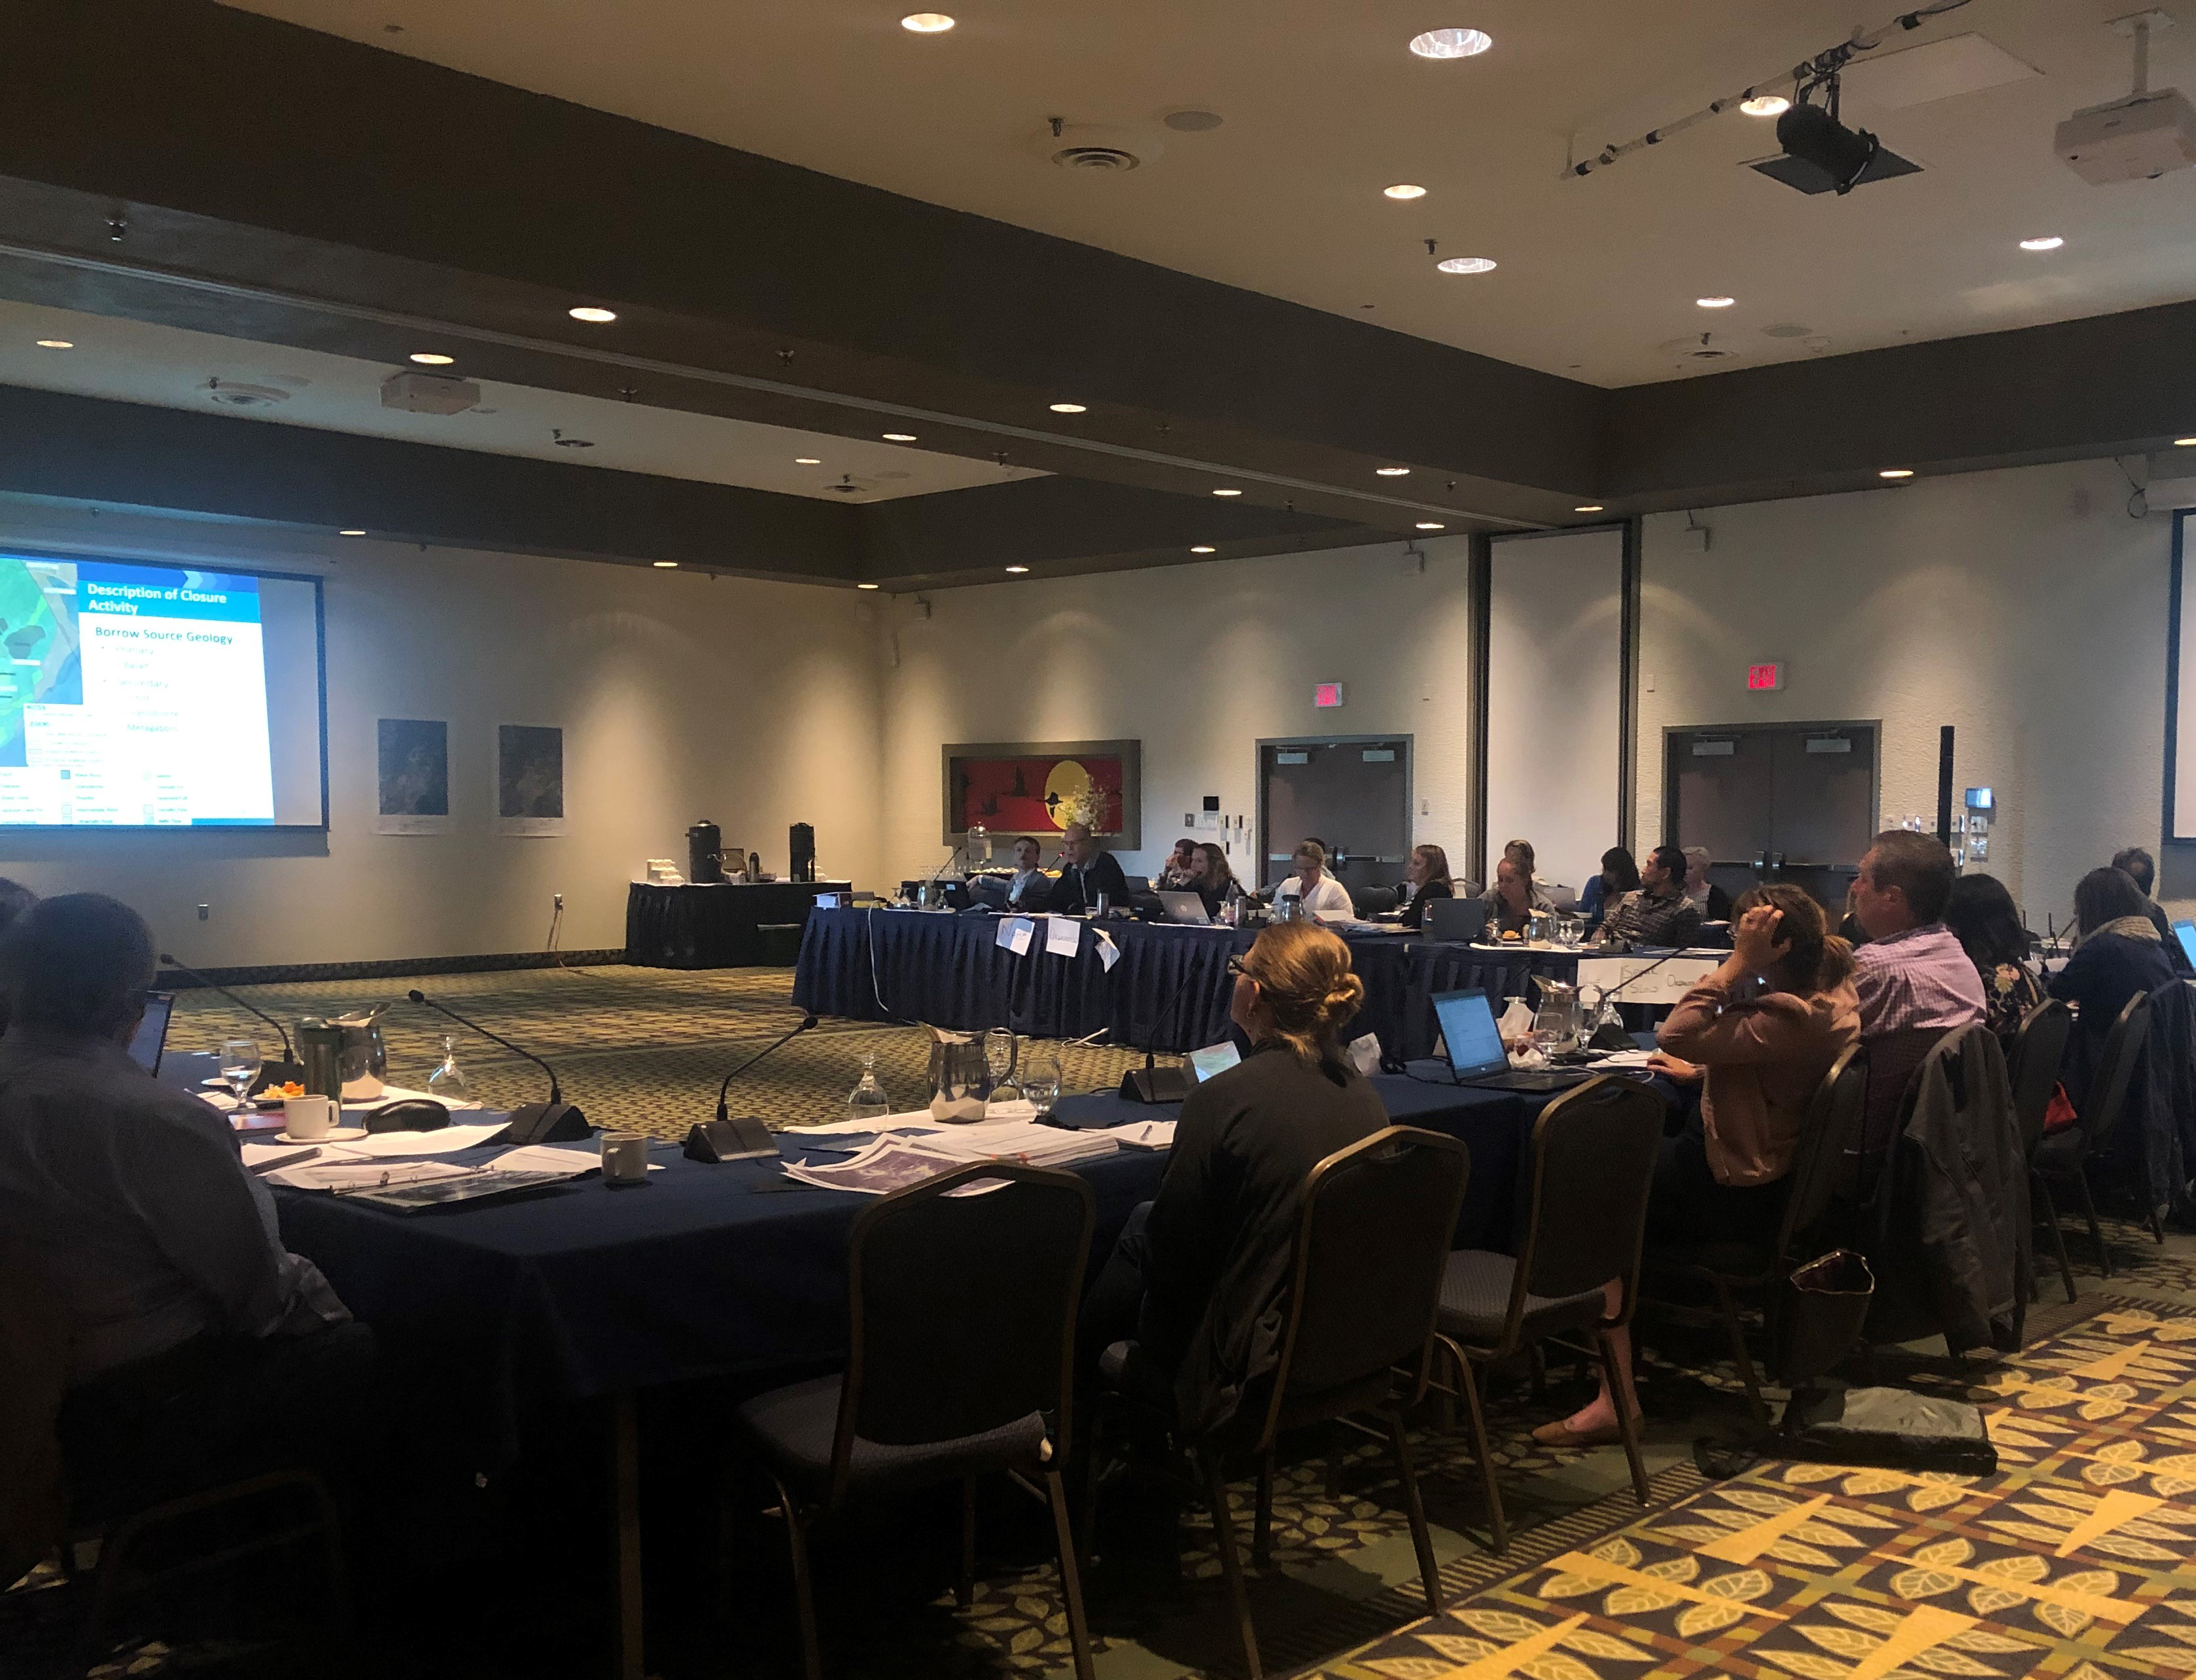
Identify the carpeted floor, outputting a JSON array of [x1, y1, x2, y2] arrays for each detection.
[[11, 964, 2196, 1680]]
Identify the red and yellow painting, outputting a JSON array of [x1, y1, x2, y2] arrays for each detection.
[[949, 752, 1127, 837]]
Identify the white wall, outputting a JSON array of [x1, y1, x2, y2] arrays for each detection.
[[880, 536, 1478, 885], [0, 501, 884, 966], [1635, 458, 2175, 928]]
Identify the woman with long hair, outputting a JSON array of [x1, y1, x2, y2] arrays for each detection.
[[1191, 839, 1237, 917], [2051, 865, 2176, 1116], [1397, 843, 1456, 929], [1942, 871, 2044, 1054], [1079, 921, 1383, 1435], [1537, 884, 1859, 1447], [1579, 847, 1641, 932]]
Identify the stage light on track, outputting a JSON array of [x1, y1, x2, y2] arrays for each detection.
[[1776, 99, 1879, 196]]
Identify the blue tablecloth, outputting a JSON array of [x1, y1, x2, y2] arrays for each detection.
[[791, 907, 1545, 1057]]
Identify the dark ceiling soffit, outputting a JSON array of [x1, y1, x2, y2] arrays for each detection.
[[0, 0, 1599, 501]]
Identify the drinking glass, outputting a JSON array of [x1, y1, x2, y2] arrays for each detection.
[[1021, 1054, 1062, 1118], [983, 1027, 1018, 1092], [846, 1054, 892, 1123], [218, 1037, 261, 1104], [426, 1034, 471, 1104]]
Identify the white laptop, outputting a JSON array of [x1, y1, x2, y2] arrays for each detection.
[[1158, 890, 1212, 925]]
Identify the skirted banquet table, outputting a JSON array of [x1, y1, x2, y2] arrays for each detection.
[[791, 905, 1710, 1059]]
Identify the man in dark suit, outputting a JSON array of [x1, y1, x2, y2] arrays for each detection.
[[1047, 822, 1129, 914]]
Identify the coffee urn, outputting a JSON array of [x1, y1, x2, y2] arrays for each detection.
[[790, 822, 816, 884], [686, 820, 724, 884]]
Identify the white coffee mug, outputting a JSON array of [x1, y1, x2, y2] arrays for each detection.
[[600, 1130, 649, 1187], [283, 1093, 334, 1140]]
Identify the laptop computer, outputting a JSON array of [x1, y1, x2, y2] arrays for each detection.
[[127, 990, 175, 1076], [2176, 919, 2196, 972], [1159, 890, 1213, 926], [1431, 989, 1598, 1094], [1423, 896, 1490, 944], [1187, 1041, 1240, 1082]]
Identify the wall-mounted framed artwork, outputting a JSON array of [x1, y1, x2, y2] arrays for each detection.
[[941, 739, 1141, 849]]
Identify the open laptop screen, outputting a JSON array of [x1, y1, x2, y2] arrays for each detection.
[[2176, 919, 2196, 973], [127, 990, 175, 1076], [1431, 990, 1509, 1079]]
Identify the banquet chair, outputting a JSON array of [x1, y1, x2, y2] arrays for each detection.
[[2033, 992, 2149, 1278], [1433, 1076, 1665, 1552], [1082, 1126, 1469, 1680], [731, 1162, 1097, 1680], [2007, 1000, 2078, 1303], [1643, 1044, 1868, 1423]]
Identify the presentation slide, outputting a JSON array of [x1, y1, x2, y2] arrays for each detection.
[[0, 553, 325, 828]]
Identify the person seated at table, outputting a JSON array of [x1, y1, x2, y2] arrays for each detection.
[[0, 893, 372, 1509], [2112, 845, 2191, 975], [1597, 845, 1701, 949], [1682, 847, 1734, 922], [1539, 888, 1858, 1448], [2051, 864, 2178, 1117], [1479, 854, 1552, 939], [1270, 840, 1354, 919], [1077, 921, 1383, 1435], [1578, 847, 1639, 933], [1848, 830, 1983, 1149], [1005, 835, 1051, 910], [1942, 871, 2046, 1056], [1158, 838, 1200, 891], [1397, 843, 1456, 929], [1191, 841, 1238, 918], [1047, 822, 1130, 914]]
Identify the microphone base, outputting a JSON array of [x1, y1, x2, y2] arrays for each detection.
[[498, 1101, 590, 1146], [1119, 1066, 1193, 1105], [684, 1115, 778, 1163], [1588, 1021, 1635, 1052], [248, 1060, 306, 1096]]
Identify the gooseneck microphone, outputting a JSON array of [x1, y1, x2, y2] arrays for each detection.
[[159, 953, 303, 1091], [1121, 957, 1210, 1104], [406, 989, 587, 1144], [687, 1013, 818, 1162]]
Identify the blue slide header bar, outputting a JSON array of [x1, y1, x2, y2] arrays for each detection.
[[75, 561, 262, 624]]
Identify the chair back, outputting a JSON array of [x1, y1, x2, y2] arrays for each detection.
[[834, 1163, 1094, 1492], [1255, 1127, 1469, 1447], [1775, 1043, 1869, 1261], [1509, 1077, 1665, 1337], [2007, 999, 2074, 1155], [0, 1231, 68, 1587], [2085, 991, 2152, 1149], [1355, 884, 1399, 917]]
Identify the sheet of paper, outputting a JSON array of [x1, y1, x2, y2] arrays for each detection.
[[980, 1098, 1039, 1123], [1346, 1033, 1384, 1076], [1045, 916, 1083, 957], [265, 1157, 472, 1192], [1114, 1119, 1176, 1150], [343, 1121, 510, 1157], [343, 1083, 483, 1113], [489, 1144, 602, 1180], [997, 917, 1036, 956], [1094, 929, 1121, 971]]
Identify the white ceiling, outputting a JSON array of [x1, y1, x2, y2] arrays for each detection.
[[222, 0, 2196, 387], [0, 299, 1044, 500]]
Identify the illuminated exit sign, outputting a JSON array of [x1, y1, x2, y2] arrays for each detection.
[[1746, 662, 1785, 692], [1314, 681, 1346, 709]]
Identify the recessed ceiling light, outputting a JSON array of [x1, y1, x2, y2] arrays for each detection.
[[1408, 27, 1491, 59], [1696, 296, 1737, 309], [901, 12, 954, 31], [1212, 487, 1243, 497], [1879, 468, 1914, 479], [1574, 504, 1605, 513], [1191, 545, 1217, 554], [1005, 565, 1030, 574], [34, 339, 73, 349], [795, 457, 822, 464], [567, 306, 618, 323], [2176, 437, 2196, 447], [1384, 183, 1427, 200], [1739, 94, 1790, 117], [1416, 521, 1446, 531], [1436, 256, 1497, 275], [1048, 402, 1087, 413], [1376, 466, 1411, 477], [856, 582, 881, 589], [409, 351, 455, 366], [338, 529, 366, 537], [882, 432, 918, 442], [2019, 236, 2065, 252], [652, 561, 679, 569]]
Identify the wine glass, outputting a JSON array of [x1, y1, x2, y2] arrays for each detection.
[[1021, 1054, 1062, 1119], [846, 1054, 891, 1123], [983, 1026, 1019, 1094], [218, 1037, 261, 1106], [427, 1034, 471, 1104]]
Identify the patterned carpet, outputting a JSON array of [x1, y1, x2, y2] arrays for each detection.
[[12, 966, 2196, 1680]]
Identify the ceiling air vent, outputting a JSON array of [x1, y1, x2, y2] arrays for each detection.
[[1037, 122, 1159, 173], [203, 378, 290, 408], [1053, 143, 1140, 171]]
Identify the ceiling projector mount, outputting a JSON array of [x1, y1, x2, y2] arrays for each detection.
[[1567, 0, 1971, 189], [2056, 10, 2196, 184]]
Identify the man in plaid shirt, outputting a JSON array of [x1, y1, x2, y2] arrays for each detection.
[[1600, 844, 1705, 949]]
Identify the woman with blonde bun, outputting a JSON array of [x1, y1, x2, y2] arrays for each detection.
[[1080, 921, 1384, 1436]]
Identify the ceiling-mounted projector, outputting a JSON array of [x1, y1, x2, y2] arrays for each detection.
[[2057, 88, 2196, 181]]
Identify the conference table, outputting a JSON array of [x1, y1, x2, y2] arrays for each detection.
[[623, 878, 852, 968], [167, 1049, 1586, 1680], [794, 905, 1724, 1059]]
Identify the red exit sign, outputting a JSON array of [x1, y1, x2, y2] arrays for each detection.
[[1314, 681, 1347, 709], [1747, 662, 1785, 691]]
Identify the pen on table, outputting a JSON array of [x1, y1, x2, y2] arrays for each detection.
[[247, 1146, 319, 1174]]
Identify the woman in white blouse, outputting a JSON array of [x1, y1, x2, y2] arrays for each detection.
[[1272, 840, 1355, 919]]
